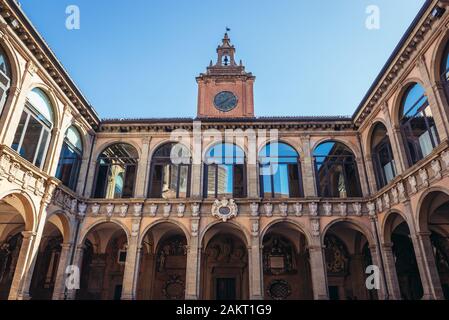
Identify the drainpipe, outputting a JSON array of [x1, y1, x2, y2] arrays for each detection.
[[64, 132, 96, 299], [357, 133, 389, 300]]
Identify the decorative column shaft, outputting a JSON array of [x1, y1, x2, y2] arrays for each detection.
[[248, 227, 263, 299], [185, 220, 201, 299], [380, 243, 401, 300], [8, 231, 36, 300], [66, 245, 84, 300], [308, 245, 329, 300], [52, 243, 74, 300], [121, 218, 142, 300], [410, 232, 444, 300]]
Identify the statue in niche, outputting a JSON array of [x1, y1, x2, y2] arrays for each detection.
[[263, 235, 294, 275], [324, 234, 349, 275], [156, 235, 187, 272], [205, 236, 246, 264]]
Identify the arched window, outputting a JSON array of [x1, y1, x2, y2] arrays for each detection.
[[371, 123, 397, 190], [204, 143, 246, 198], [259, 142, 303, 198], [313, 141, 362, 198], [148, 142, 191, 199], [0, 46, 11, 110], [93, 143, 138, 199], [441, 41, 449, 83], [55, 126, 83, 190], [12, 88, 53, 169], [400, 83, 439, 166]]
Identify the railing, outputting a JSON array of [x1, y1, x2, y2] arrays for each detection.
[[48, 140, 449, 219]]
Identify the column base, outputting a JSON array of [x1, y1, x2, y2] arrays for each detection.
[[17, 292, 31, 300], [121, 294, 135, 300], [185, 294, 199, 300]]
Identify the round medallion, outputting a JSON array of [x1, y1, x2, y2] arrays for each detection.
[[162, 275, 185, 300], [267, 280, 291, 300], [214, 91, 238, 112]]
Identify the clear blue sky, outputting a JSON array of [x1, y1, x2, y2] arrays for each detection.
[[19, 0, 425, 119]]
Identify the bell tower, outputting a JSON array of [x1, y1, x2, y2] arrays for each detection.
[[196, 32, 255, 118]]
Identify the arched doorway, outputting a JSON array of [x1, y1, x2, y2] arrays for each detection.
[[384, 213, 423, 300], [324, 222, 377, 300], [200, 223, 249, 300], [137, 222, 188, 300], [76, 222, 128, 300], [262, 222, 313, 300], [29, 221, 63, 300], [0, 193, 34, 300], [418, 191, 449, 299]]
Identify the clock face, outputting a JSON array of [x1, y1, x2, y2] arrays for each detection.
[[214, 91, 238, 112]]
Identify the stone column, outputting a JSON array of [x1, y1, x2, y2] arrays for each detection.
[[368, 245, 387, 300], [356, 158, 370, 197], [381, 103, 406, 174], [308, 245, 329, 300], [301, 135, 317, 197], [368, 216, 388, 300], [121, 218, 142, 300], [135, 137, 150, 198], [364, 156, 378, 194], [380, 243, 402, 300], [191, 121, 203, 199], [185, 218, 201, 299], [8, 231, 36, 300], [248, 225, 263, 299], [66, 245, 85, 300], [410, 232, 444, 300], [52, 242, 74, 300]]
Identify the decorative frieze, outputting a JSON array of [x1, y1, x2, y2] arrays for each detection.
[[264, 203, 273, 217], [293, 203, 303, 217], [279, 203, 288, 217]]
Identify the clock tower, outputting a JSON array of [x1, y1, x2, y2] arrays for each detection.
[[196, 32, 255, 118]]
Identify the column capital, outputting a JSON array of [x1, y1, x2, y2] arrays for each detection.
[[21, 231, 36, 239]]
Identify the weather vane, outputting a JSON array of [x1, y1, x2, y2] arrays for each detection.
[[226, 26, 231, 32]]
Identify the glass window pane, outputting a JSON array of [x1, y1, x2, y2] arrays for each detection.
[[122, 165, 136, 198], [217, 164, 233, 197], [150, 165, 163, 198], [162, 164, 178, 199], [19, 115, 42, 163], [105, 164, 126, 199], [261, 164, 272, 198], [94, 165, 109, 198], [66, 126, 83, 151], [35, 129, 49, 168], [418, 130, 434, 157], [207, 166, 216, 197], [56, 142, 81, 190], [27, 88, 53, 124], [273, 164, 289, 198], [178, 165, 189, 198], [288, 164, 301, 197], [233, 164, 244, 197], [12, 112, 27, 151]]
